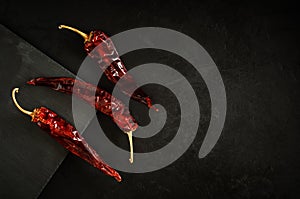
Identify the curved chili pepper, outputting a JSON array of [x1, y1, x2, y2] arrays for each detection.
[[27, 77, 135, 163], [11, 88, 122, 182], [58, 25, 157, 111]]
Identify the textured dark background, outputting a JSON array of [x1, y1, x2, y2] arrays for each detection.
[[0, 0, 299, 198]]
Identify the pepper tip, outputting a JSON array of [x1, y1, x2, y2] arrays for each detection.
[[150, 105, 159, 112], [26, 79, 36, 85], [116, 176, 122, 182]]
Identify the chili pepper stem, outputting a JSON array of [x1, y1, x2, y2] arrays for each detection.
[[58, 25, 89, 42], [12, 88, 33, 117], [126, 131, 134, 163]]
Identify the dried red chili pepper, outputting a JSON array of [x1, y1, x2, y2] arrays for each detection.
[[27, 77, 135, 163], [11, 88, 122, 182], [58, 25, 157, 111]]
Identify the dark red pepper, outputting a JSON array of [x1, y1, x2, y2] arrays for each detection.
[[58, 25, 157, 111], [27, 77, 135, 163], [27, 77, 138, 132], [11, 88, 122, 182]]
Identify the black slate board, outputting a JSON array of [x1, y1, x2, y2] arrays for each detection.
[[0, 24, 93, 199]]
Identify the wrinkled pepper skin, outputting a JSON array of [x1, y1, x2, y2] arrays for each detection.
[[84, 30, 153, 108], [59, 25, 153, 109], [27, 77, 138, 132], [32, 107, 121, 182]]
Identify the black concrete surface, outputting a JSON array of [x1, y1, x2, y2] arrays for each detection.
[[0, 0, 299, 198]]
